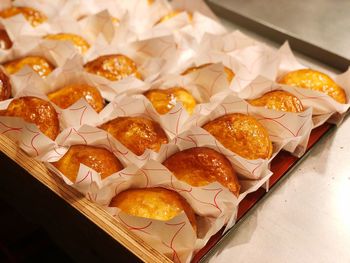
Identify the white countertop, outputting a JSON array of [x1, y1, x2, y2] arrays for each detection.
[[205, 18, 350, 263]]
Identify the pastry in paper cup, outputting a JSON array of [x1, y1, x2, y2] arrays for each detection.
[[248, 90, 304, 113], [0, 6, 47, 27], [202, 113, 273, 160], [44, 33, 90, 55], [144, 87, 197, 115], [53, 144, 124, 183], [3, 56, 54, 78], [110, 187, 197, 232], [47, 83, 105, 113], [278, 68, 347, 104], [0, 96, 59, 140], [99, 116, 169, 156], [84, 54, 142, 81], [163, 147, 240, 196], [182, 63, 235, 83]]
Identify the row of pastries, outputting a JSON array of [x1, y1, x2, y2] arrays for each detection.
[[0, 1, 348, 258]]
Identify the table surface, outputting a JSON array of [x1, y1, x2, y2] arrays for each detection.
[[204, 17, 350, 263], [210, 0, 350, 61]]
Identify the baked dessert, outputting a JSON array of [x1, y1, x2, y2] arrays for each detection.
[[99, 116, 168, 156], [278, 69, 347, 104], [0, 29, 12, 50], [53, 145, 123, 182], [144, 87, 197, 115], [47, 83, 105, 113], [110, 187, 197, 231], [0, 96, 59, 140], [0, 68, 11, 101], [44, 33, 90, 54], [248, 90, 304, 113], [156, 10, 192, 24], [3, 56, 54, 78], [202, 113, 272, 160], [182, 63, 235, 83], [0, 6, 47, 27], [163, 147, 240, 196], [84, 54, 142, 81]]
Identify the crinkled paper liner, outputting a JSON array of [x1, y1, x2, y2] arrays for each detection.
[[0, 0, 349, 262]]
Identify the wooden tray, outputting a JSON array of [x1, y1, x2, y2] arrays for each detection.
[[0, 122, 335, 262]]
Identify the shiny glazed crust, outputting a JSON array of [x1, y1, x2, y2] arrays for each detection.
[[202, 113, 273, 160], [0, 29, 12, 50], [3, 56, 54, 78], [44, 33, 90, 54], [0, 68, 11, 101], [0, 96, 59, 140], [53, 145, 124, 183], [47, 83, 105, 113], [248, 90, 304, 112], [0, 6, 47, 27], [99, 116, 168, 156], [278, 69, 347, 104], [84, 54, 142, 81], [110, 187, 197, 231], [163, 147, 240, 196], [144, 87, 197, 115], [182, 63, 235, 83]]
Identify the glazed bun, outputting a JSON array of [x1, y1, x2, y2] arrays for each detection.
[[110, 187, 197, 231], [84, 54, 142, 81], [278, 69, 347, 104], [144, 87, 196, 115], [0, 6, 47, 27], [44, 33, 90, 54], [99, 116, 168, 156], [163, 147, 240, 196], [53, 145, 123, 182], [0, 68, 11, 101], [0, 29, 12, 50], [202, 113, 272, 160], [182, 63, 235, 83], [3, 56, 54, 78], [47, 83, 105, 113], [248, 90, 304, 112], [0, 96, 59, 140]]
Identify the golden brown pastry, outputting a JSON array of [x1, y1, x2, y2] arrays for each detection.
[[156, 10, 192, 24], [99, 116, 168, 156], [248, 90, 304, 113], [44, 33, 90, 54], [163, 147, 240, 196], [278, 69, 347, 104], [202, 113, 272, 160], [3, 56, 54, 78], [110, 187, 197, 231], [144, 87, 196, 115], [0, 96, 59, 140], [84, 54, 142, 81], [182, 63, 235, 83], [0, 6, 47, 27], [53, 145, 123, 182], [0, 29, 12, 50], [0, 68, 11, 101], [47, 83, 105, 113]]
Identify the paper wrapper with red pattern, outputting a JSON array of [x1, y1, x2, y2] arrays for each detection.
[[91, 159, 239, 263], [150, 62, 231, 112], [239, 42, 350, 127], [81, 35, 177, 100], [184, 93, 313, 177]]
